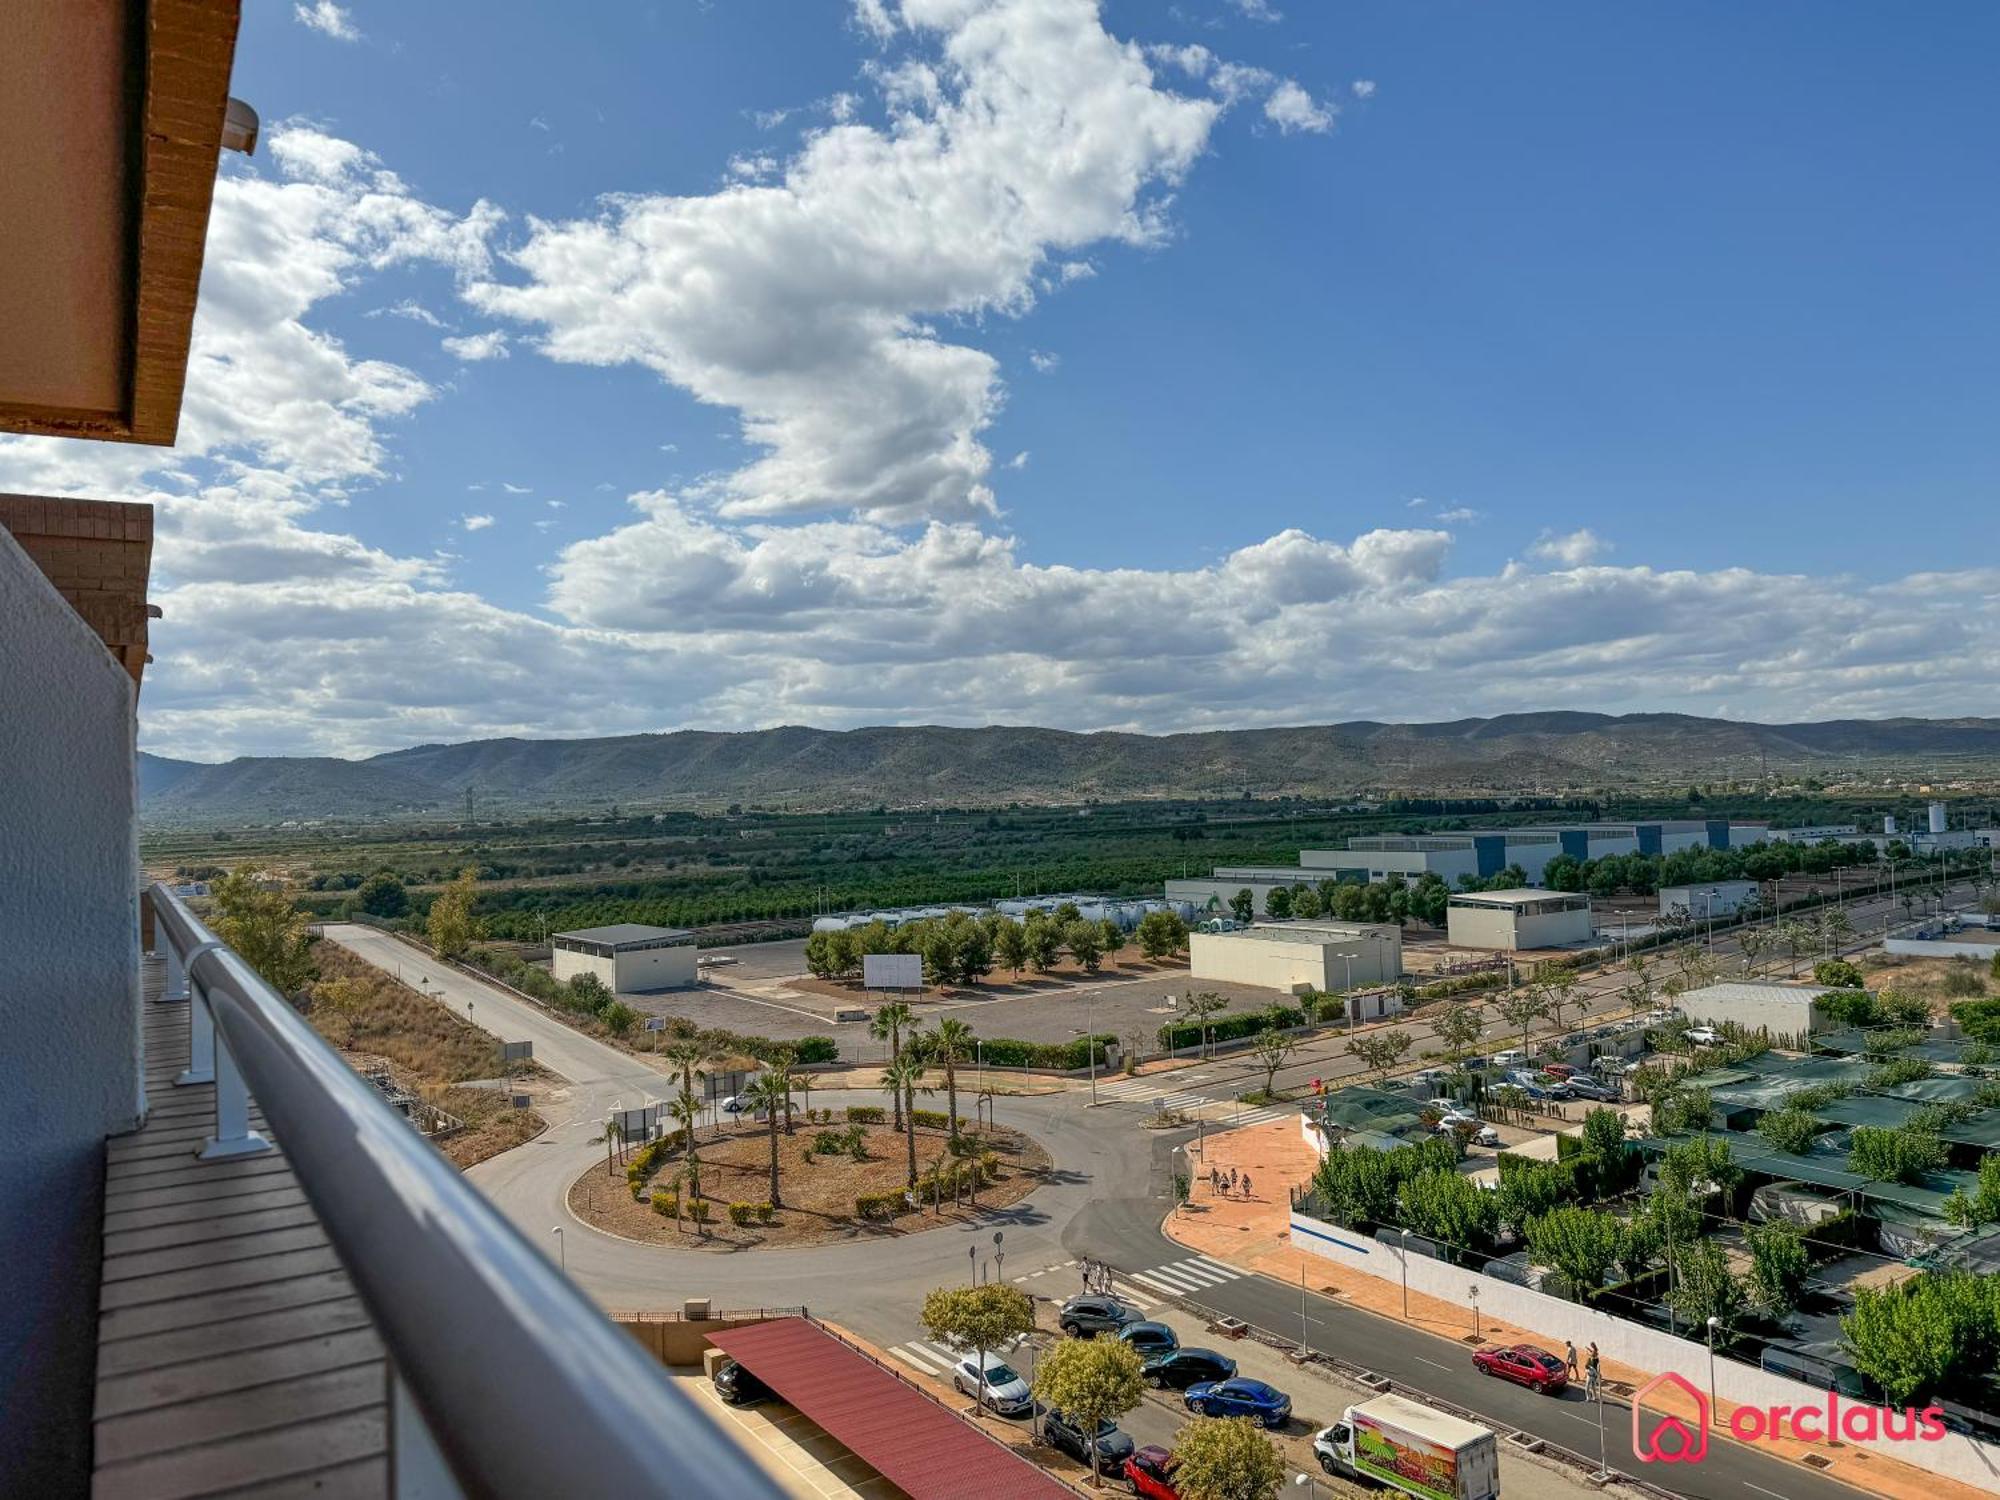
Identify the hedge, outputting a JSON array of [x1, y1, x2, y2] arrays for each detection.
[[973, 1034, 1115, 1070], [728, 1201, 775, 1226], [911, 1108, 963, 1131], [792, 1036, 839, 1064], [1159, 1005, 1302, 1052], [847, 1105, 885, 1124], [625, 1138, 673, 1200]]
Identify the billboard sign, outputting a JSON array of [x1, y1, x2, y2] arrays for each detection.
[[500, 1040, 534, 1063], [863, 953, 923, 991]]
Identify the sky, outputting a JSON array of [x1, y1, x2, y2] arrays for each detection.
[[6, 0, 1997, 761]]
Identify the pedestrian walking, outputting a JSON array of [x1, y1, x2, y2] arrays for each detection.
[[1080, 1259, 1093, 1294], [1241, 1172, 1252, 1199], [1565, 1340, 1579, 1379], [1227, 1167, 1238, 1194], [1585, 1343, 1601, 1399]]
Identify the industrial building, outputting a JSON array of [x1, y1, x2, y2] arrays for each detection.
[[551, 923, 697, 992], [1673, 980, 1835, 1039], [1164, 818, 1772, 912], [1189, 920, 1403, 994], [1444, 889, 1594, 950], [1658, 880, 1759, 919]]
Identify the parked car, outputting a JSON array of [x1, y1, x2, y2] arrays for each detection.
[[1124, 1445, 1183, 1500], [1491, 1049, 1526, 1067], [1541, 1062, 1576, 1079], [1687, 1027, 1722, 1046], [1184, 1377, 1292, 1427], [1471, 1344, 1568, 1394], [720, 1094, 749, 1113], [951, 1351, 1033, 1417], [1117, 1321, 1180, 1358], [1435, 1109, 1478, 1129], [1563, 1077, 1618, 1102], [1041, 1408, 1136, 1470], [712, 1358, 774, 1406], [1058, 1295, 1139, 1338], [1144, 1348, 1237, 1390], [1469, 1125, 1501, 1147]]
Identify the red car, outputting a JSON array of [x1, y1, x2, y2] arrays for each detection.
[[1472, 1343, 1569, 1393], [1124, 1445, 1182, 1500]]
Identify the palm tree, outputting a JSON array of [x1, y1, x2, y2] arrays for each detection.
[[927, 1018, 975, 1141], [870, 1001, 915, 1128], [881, 1054, 930, 1187], [667, 1088, 701, 1153], [765, 1054, 798, 1137], [680, 1150, 706, 1235], [744, 1072, 790, 1209], [662, 1038, 716, 1121]]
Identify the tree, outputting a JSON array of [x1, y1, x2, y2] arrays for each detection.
[[1843, 1271, 2000, 1407], [662, 1039, 717, 1119], [1291, 884, 1326, 921], [1097, 918, 1125, 964], [354, 869, 409, 919], [1249, 1026, 1297, 1098], [1031, 1336, 1145, 1488], [1669, 1237, 1746, 1336], [209, 869, 318, 995], [1136, 910, 1188, 961], [1433, 1003, 1483, 1066], [994, 917, 1030, 978], [1179, 990, 1230, 1058], [1346, 1029, 1413, 1082], [1229, 888, 1256, 924], [666, 1088, 701, 1155], [1777, 919, 1817, 976], [602, 1001, 637, 1035], [1541, 971, 1580, 1033], [1397, 1167, 1495, 1256], [881, 1054, 930, 1187], [1737, 926, 1770, 977], [927, 1017, 975, 1141], [1065, 920, 1104, 973], [1945, 1156, 2000, 1228], [1524, 1206, 1624, 1301], [745, 1070, 790, 1208], [426, 866, 482, 959], [1746, 1220, 1809, 1318], [1169, 1416, 1286, 1500], [1264, 886, 1293, 921], [1757, 1108, 1822, 1156], [920, 1283, 1036, 1411], [804, 928, 847, 979], [870, 1001, 915, 1129], [1848, 1125, 1948, 1183], [1496, 990, 1548, 1057], [1813, 958, 1866, 989], [1024, 916, 1064, 973]]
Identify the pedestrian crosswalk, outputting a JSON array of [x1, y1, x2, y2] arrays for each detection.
[[888, 1339, 974, 1378], [1094, 1071, 1297, 1129], [1123, 1255, 1246, 1299]]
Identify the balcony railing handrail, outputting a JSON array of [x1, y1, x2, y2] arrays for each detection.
[[148, 883, 782, 1500]]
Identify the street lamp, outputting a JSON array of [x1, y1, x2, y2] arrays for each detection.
[[969, 1244, 978, 1287], [1399, 1228, 1411, 1320], [1468, 1284, 1480, 1340], [550, 1225, 565, 1275], [994, 1230, 1004, 1285], [1293, 1473, 1317, 1500], [1705, 1315, 1721, 1411]]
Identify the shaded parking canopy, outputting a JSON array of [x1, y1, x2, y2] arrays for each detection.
[[707, 1318, 1072, 1500]]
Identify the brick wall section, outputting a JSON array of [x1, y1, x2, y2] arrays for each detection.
[[0, 494, 154, 687]]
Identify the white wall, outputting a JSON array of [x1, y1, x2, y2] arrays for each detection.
[[613, 944, 697, 992], [1289, 1212, 2000, 1493], [0, 527, 143, 1491], [552, 946, 618, 989]]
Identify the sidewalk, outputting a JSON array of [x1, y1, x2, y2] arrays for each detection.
[[1167, 1117, 1989, 1500]]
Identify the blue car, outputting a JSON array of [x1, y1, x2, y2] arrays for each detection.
[[1184, 1377, 1292, 1428]]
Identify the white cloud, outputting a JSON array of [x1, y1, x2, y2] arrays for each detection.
[[1405, 496, 1429, 509], [1529, 527, 1611, 566], [1006, 450, 1029, 469], [441, 330, 510, 361], [501, 482, 532, 495], [547, 499, 566, 509], [751, 107, 794, 131], [369, 299, 447, 328], [1436, 506, 1483, 525], [1228, 0, 1283, 21], [295, 1, 360, 42], [1029, 351, 1061, 373], [462, 513, 496, 531], [1351, 79, 1377, 100], [1264, 80, 1335, 135], [726, 152, 780, 183]]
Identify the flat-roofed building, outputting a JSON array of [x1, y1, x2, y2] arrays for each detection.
[[552, 923, 697, 992], [1445, 889, 1594, 950], [1675, 980, 1835, 1038], [1189, 920, 1403, 995]]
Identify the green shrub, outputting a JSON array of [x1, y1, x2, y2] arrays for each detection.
[[847, 1105, 885, 1124], [855, 1190, 909, 1220], [973, 1034, 1114, 1069], [1812, 959, 1867, 989], [812, 1129, 847, 1155], [912, 1108, 961, 1131], [651, 1192, 679, 1218], [625, 1137, 673, 1199], [793, 1036, 839, 1064], [728, 1202, 755, 1226], [756, 1202, 775, 1224], [1158, 1005, 1303, 1052], [688, 1198, 711, 1223]]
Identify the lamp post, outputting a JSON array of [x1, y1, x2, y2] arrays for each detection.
[[1293, 1473, 1317, 1500], [1399, 1228, 1411, 1320], [1705, 1315, 1721, 1412], [1299, 1260, 1309, 1356], [550, 1225, 565, 1275], [994, 1230, 1004, 1285], [1468, 1284, 1480, 1341], [970, 1244, 978, 1287], [1087, 988, 1098, 1105]]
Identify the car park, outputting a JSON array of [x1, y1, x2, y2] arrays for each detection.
[[1471, 1344, 1568, 1394], [1143, 1348, 1237, 1390], [951, 1351, 1033, 1416], [1041, 1408, 1136, 1470], [712, 1358, 774, 1406], [1058, 1295, 1139, 1338], [1117, 1321, 1179, 1358], [1184, 1377, 1292, 1427], [1124, 1445, 1182, 1500]]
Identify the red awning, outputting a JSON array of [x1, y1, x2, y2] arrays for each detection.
[[707, 1318, 1074, 1500]]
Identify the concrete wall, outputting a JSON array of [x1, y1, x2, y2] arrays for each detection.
[[551, 946, 617, 989], [1289, 1212, 2000, 1492], [0, 526, 143, 1491], [614, 944, 697, 993], [1191, 926, 1402, 992], [1674, 982, 1828, 1038], [1886, 936, 2000, 962], [1659, 881, 1758, 918], [617, 1312, 785, 1367], [1446, 901, 1594, 951]]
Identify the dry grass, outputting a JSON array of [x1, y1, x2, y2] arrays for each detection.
[[305, 947, 549, 1169], [1858, 951, 1995, 1005]]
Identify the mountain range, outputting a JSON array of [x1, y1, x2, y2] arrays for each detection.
[[134, 714, 2000, 823]]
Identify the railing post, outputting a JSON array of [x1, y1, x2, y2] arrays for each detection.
[[390, 1366, 466, 1500], [198, 986, 272, 1161], [165, 939, 188, 1002], [179, 985, 217, 1086]]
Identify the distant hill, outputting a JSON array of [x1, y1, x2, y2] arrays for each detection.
[[133, 713, 2000, 824]]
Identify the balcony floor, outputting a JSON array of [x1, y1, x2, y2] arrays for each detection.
[[92, 959, 389, 1499]]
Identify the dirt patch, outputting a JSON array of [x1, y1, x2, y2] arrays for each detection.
[[567, 1117, 1051, 1250], [789, 954, 1186, 1005], [1859, 950, 1994, 1005]]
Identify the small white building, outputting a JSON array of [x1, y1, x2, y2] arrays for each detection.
[[1189, 920, 1402, 993], [551, 923, 697, 992], [1673, 980, 1834, 1038], [1445, 889, 1594, 951], [1658, 880, 1758, 919]]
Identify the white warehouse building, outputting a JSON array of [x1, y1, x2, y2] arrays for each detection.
[[551, 923, 698, 992], [1658, 880, 1759, 919], [1190, 920, 1403, 994], [1445, 889, 1595, 951]]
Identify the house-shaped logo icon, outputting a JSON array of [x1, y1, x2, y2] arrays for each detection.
[[1631, 1371, 1709, 1464]]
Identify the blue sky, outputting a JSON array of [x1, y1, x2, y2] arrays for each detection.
[[5, 1, 1996, 757]]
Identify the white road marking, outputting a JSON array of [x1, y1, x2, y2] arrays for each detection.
[[1743, 1484, 1789, 1500], [891, 1344, 955, 1375], [1129, 1270, 1192, 1296], [1414, 1356, 1453, 1371]]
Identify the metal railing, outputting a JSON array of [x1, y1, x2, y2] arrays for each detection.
[[148, 882, 783, 1500]]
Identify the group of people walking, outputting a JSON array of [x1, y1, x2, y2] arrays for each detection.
[[1564, 1338, 1603, 1398], [1207, 1166, 1253, 1199]]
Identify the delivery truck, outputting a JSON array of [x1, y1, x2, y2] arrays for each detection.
[[1313, 1393, 1500, 1500]]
